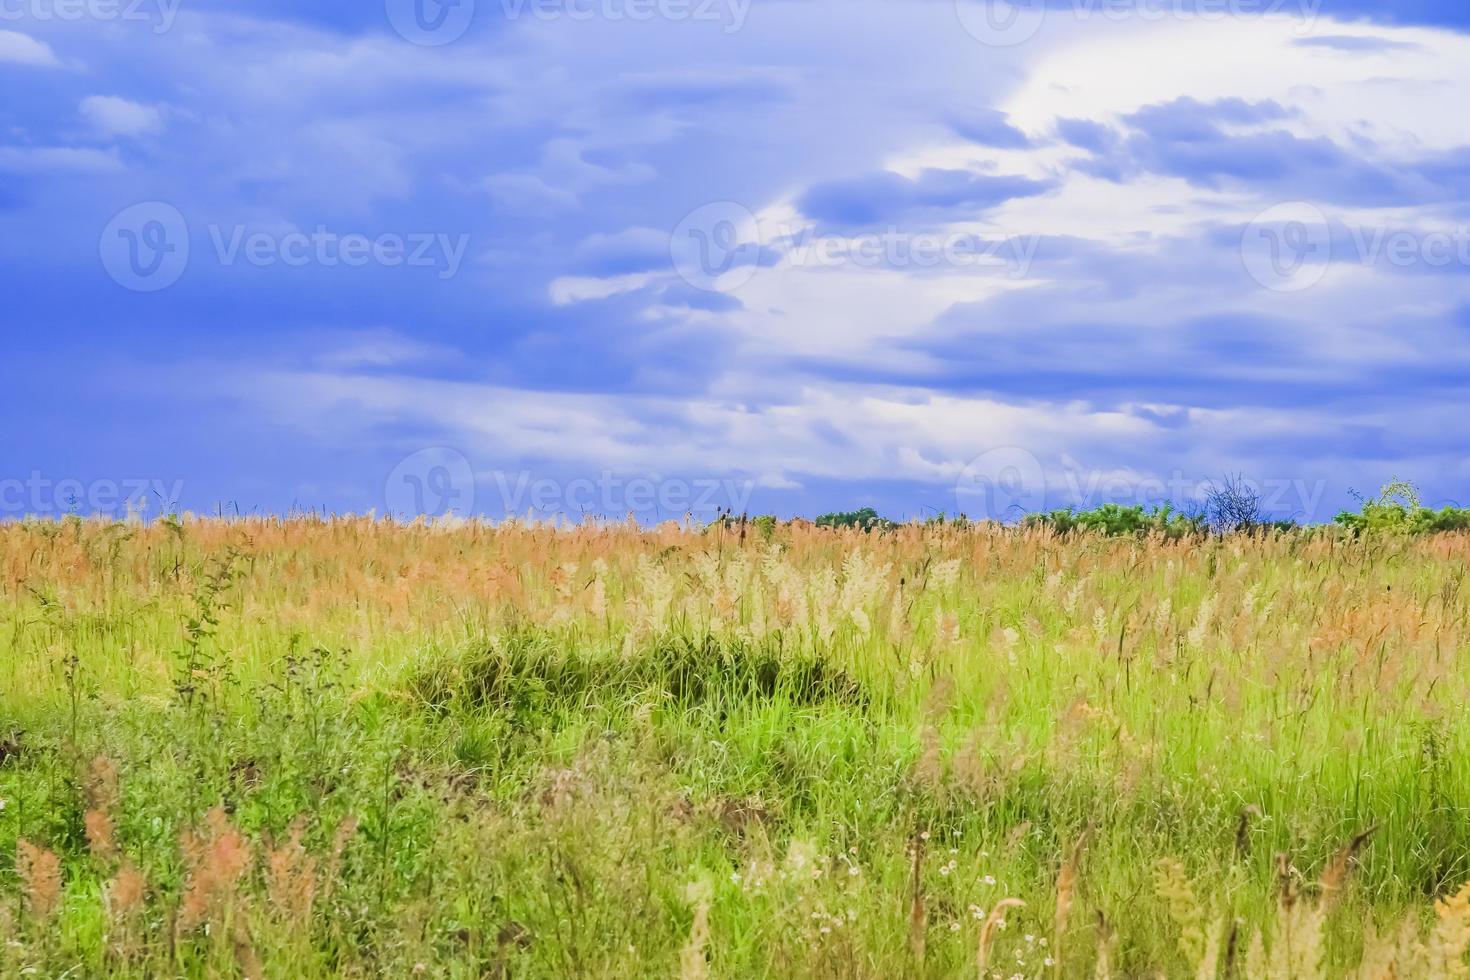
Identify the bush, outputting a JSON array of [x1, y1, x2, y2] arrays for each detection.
[[1335, 479, 1470, 534], [1204, 474, 1265, 533], [814, 507, 896, 532], [1024, 502, 1206, 539]]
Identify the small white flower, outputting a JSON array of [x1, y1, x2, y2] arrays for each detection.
[[949, 921, 961, 932]]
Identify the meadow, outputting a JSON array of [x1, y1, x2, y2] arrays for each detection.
[[2, 515, 1469, 978]]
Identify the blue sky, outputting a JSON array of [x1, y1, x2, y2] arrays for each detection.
[[2, 0, 1469, 522]]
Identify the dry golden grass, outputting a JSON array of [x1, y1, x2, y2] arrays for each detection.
[[0, 516, 1468, 976]]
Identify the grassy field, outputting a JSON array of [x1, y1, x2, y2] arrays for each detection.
[[2, 517, 1470, 977]]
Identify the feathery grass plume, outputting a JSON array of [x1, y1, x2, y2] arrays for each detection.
[[1234, 805, 1261, 859], [1195, 916, 1227, 980], [1093, 911, 1113, 980], [1427, 881, 1470, 978], [1153, 859, 1206, 968], [233, 919, 264, 980], [976, 898, 1024, 978], [1054, 831, 1089, 979], [15, 839, 62, 923], [908, 832, 927, 965], [1319, 826, 1378, 911], [914, 725, 944, 790], [106, 863, 146, 920], [679, 878, 713, 980], [266, 816, 318, 924], [317, 815, 358, 908], [104, 863, 147, 962], [85, 754, 120, 810], [177, 807, 251, 933], [85, 807, 119, 862], [83, 755, 122, 861]]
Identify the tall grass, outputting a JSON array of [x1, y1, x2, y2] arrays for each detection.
[[0, 516, 1467, 976]]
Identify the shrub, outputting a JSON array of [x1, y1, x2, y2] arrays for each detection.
[[1203, 474, 1264, 533], [814, 507, 896, 532], [1335, 479, 1470, 534], [1024, 503, 1206, 539]]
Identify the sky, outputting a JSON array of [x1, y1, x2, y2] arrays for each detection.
[[2, 0, 1469, 523]]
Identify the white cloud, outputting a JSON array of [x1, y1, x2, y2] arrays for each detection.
[[0, 146, 122, 174], [0, 30, 58, 67], [79, 95, 165, 138]]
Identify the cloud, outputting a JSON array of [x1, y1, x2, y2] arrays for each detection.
[[1050, 95, 1465, 206], [1055, 118, 1119, 154], [948, 108, 1031, 148], [0, 146, 122, 173], [6, 2, 1470, 520], [797, 169, 1053, 227], [79, 95, 165, 138], [0, 30, 58, 67], [1294, 34, 1423, 53], [570, 227, 671, 276]]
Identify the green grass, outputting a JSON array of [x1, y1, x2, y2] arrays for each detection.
[[2, 517, 1469, 977]]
